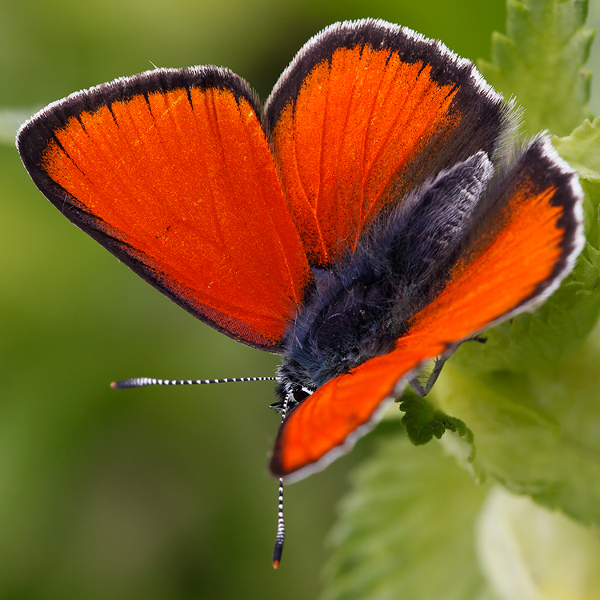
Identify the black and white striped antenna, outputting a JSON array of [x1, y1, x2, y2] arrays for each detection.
[[272, 393, 289, 569], [111, 376, 277, 388], [111, 373, 289, 568]]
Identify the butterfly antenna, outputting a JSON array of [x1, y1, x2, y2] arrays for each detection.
[[112, 373, 288, 567], [272, 393, 290, 569], [111, 376, 277, 389]]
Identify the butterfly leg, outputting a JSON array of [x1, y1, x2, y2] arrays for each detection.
[[408, 356, 447, 397], [408, 336, 486, 397]]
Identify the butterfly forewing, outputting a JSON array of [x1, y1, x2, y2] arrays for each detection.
[[265, 20, 509, 267], [18, 68, 312, 350]]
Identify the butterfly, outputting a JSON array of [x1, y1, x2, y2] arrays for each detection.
[[17, 19, 583, 485]]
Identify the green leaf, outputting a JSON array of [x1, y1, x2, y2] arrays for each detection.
[[434, 324, 600, 526], [431, 172, 600, 526], [320, 434, 494, 600], [478, 0, 594, 135], [553, 116, 600, 182], [398, 388, 474, 452], [320, 431, 600, 600]]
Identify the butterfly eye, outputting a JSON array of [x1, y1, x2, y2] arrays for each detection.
[[293, 387, 314, 404]]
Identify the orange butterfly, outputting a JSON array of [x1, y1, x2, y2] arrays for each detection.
[[17, 19, 583, 486]]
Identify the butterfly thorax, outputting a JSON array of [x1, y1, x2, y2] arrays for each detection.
[[275, 151, 497, 411], [276, 264, 401, 408]]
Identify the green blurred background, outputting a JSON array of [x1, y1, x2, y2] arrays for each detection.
[[1, 0, 596, 598]]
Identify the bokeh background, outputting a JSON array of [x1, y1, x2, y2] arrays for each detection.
[[1, 0, 597, 598]]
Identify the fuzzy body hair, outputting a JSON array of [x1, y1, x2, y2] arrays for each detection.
[[276, 152, 495, 405]]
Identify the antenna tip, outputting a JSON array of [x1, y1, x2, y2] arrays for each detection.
[[111, 378, 144, 389], [272, 539, 284, 569]]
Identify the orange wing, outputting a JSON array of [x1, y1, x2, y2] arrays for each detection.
[[270, 137, 583, 480], [270, 339, 446, 480], [265, 21, 508, 267], [17, 68, 312, 350]]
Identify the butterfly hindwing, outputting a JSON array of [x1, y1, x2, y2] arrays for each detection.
[[17, 67, 312, 350], [402, 137, 584, 343]]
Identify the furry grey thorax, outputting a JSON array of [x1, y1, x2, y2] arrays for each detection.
[[275, 151, 495, 410]]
